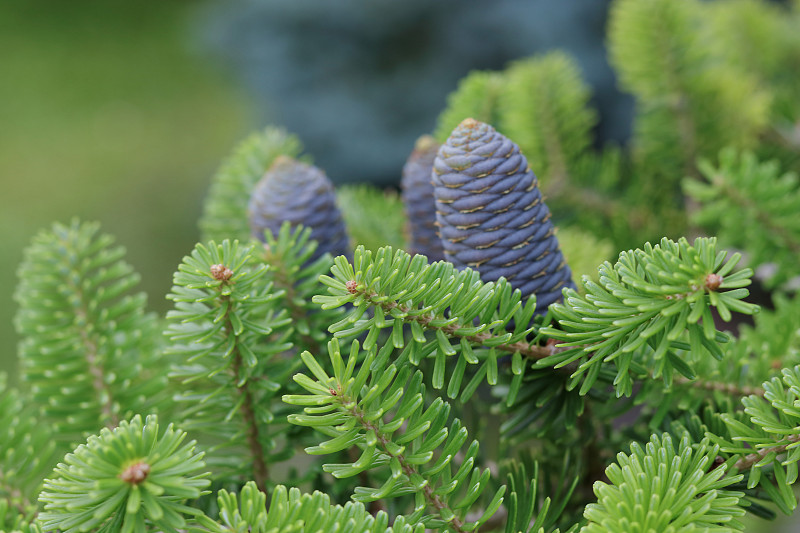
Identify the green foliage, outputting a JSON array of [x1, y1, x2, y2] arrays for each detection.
[[498, 52, 597, 194], [432, 0, 796, 251], [337, 184, 408, 252], [554, 227, 614, 282], [38, 414, 210, 533], [684, 148, 800, 289], [199, 127, 306, 243], [542, 237, 758, 397], [165, 239, 294, 485], [712, 366, 800, 515], [191, 482, 425, 533], [7, 1, 800, 530], [284, 339, 505, 531], [434, 52, 597, 200], [315, 245, 538, 402], [737, 293, 800, 374], [608, 0, 770, 183], [434, 70, 506, 143], [582, 433, 745, 532], [705, 0, 800, 126], [255, 222, 347, 356], [14, 219, 166, 443], [0, 376, 55, 533], [501, 453, 580, 533]]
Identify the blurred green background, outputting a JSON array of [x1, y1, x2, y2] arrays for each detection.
[[0, 1, 251, 377]]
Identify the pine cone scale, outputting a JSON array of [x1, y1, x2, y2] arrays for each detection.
[[401, 135, 445, 261], [249, 156, 350, 262], [433, 118, 576, 313]]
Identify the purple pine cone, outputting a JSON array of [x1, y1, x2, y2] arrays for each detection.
[[401, 135, 445, 262], [432, 118, 575, 312], [249, 156, 350, 262]]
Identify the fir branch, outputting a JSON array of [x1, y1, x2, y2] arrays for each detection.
[[339, 391, 468, 533], [250, 223, 348, 363], [581, 433, 745, 532], [685, 148, 800, 288], [38, 415, 210, 533], [708, 366, 800, 514], [499, 52, 597, 195], [166, 240, 295, 484], [71, 285, 119, 429], [733, 433, 800, 472], [706, 167, 800, 256], [285, 340, 505, 532], [262, 257, 319, 353], [220, 291, 269, 492], [14, 220, 165, 442], [674, 376, 765, 398], [542, 237, 758, 397], [346, 282, 554, 361], [0, 377, 58, 531], [190, 482, 425, 533], [338, 184, 407, 253], [609, 0, 770, 200], [608, 0, 702, 180], [434, 70, 506, 143]]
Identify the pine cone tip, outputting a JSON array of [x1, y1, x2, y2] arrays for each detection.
[[458, 117, 480, 129], [269, 154, 297, 171], [414, 134, 438, 153]]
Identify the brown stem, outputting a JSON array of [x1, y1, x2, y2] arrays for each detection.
[[674, 376, 765, 398], [357, 285, 772, 405], [360, 290, 556, 361], [262, 248, 323, 354], [67, 277, 119, 428], [221, 293, 269, 492], [734, 433, 800, 471], [339, 395, 468, 533], [709, 173, 800, 257]]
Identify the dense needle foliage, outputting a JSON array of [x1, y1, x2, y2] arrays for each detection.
[[5, 1, 800, 531]]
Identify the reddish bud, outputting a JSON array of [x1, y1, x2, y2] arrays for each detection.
[[211, 264, 233, 281], [705, 273, 723, 291], [346, 280, 358, 294], [120, 462, 151, 484]]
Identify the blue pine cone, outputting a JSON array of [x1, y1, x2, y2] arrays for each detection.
[[432, 118, 576, 311], [401, 135, 445, 262], [249, 156, 350, 261]]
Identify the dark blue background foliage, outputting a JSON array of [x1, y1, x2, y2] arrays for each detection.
[[201, 0, 633, 185]]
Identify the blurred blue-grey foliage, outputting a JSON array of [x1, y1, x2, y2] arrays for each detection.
[[201, 0, 633, 185]]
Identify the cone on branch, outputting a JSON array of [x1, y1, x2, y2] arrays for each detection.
[[401, 135, 445, 261], [249, 156, 350, 262], [432, 118, 576, 312]]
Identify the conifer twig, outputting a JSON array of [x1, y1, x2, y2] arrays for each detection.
[[674, 376, 765, 398], [733, 433, 800, 471], [221, 292, 269, 492], [708, 173, 800, 256], [263, 248, 323, 355], [337, 392, 468, 533], [359, 289, 555, 360], [70, 277, 119, 429]]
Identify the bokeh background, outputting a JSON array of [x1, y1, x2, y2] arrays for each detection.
[[0, 2, 795, 529]]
